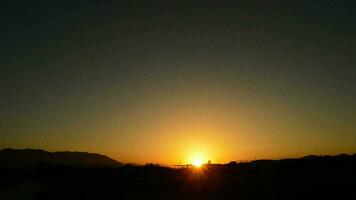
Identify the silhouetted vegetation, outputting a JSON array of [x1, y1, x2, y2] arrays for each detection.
[[1, 149, 356, 199]]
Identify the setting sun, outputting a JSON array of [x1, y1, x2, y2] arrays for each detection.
[[189, 152, 208, 168], [192, 159, 203, 167]]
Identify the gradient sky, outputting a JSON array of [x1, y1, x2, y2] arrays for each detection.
[[1, 1, 355, 164]]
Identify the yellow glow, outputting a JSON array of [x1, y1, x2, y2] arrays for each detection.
[[192, 159, 203, 167], [189, 152, 207, 168]]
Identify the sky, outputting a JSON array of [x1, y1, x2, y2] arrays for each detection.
[[1, 0, 355, 164]]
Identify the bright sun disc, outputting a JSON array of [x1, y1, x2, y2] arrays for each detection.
[[192, 159, 203, 167]]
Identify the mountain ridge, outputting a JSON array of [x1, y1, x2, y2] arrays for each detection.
[[0, 148, 122, 169]]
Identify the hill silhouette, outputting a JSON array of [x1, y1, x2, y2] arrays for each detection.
[[1, 150, 355, 199], [0, 148, 122, 169], [246, 153, 356, 171]]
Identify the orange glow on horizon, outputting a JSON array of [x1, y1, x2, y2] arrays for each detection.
[[192, 159, 203, 167], [189, 152, 208, 167]]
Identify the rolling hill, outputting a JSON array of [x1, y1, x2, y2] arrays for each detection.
[[0, 148, 122, 169]]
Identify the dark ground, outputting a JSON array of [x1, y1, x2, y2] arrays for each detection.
[[1, 154, 356, 199]]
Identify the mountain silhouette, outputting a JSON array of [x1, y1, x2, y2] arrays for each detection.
[[0, 148, 122, 169], [1, 150, 355, 199]]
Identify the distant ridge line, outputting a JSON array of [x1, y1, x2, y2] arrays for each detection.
[[0, 148, 123, 169]]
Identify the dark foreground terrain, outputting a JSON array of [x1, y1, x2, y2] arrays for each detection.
[[1, 150, 356, 199]]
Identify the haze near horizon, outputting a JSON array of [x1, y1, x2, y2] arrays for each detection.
[[1, 1, 355, 165]]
